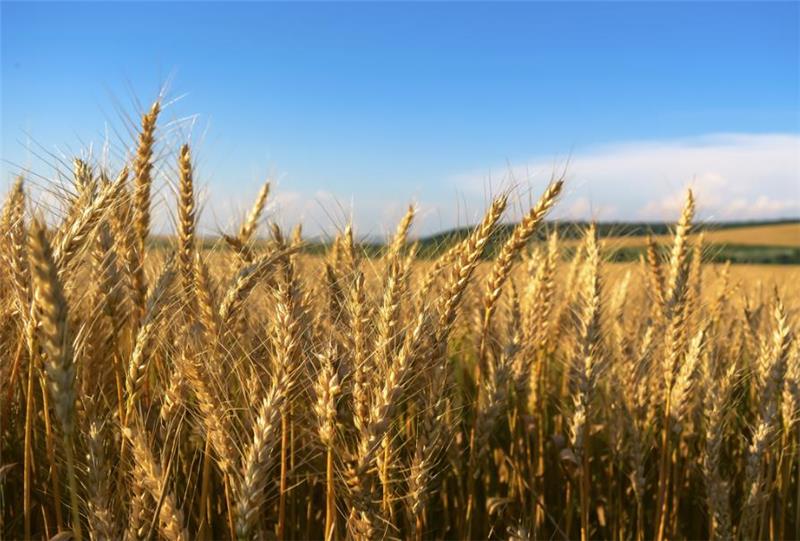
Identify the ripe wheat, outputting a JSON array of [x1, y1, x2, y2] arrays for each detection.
[[1, 102, 798, 541]]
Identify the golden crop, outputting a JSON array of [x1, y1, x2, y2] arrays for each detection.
[[1, 102, 797, 541]]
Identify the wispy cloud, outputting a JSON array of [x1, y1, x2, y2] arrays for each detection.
[[199, 184, 429, 240], [450, 133, 800, 223], [24, 131, 791, 239], [198, 132, 799, 238]]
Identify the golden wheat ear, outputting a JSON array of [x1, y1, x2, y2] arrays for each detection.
[[385, 203, 416, 264], [53, 167, 127, 272], [123, 420, 188, 541], [176, 143, 197, 300], [28, 218, 84, 540], [2, 177, 29, 311], [133, 101, 160, 254], [29, 219, 75, 434], [238, 180, 271, 244], [437, 193, 508, 337], [478, 179, 564, 367]]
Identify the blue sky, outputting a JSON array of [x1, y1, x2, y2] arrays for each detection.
[[2, 2, 799, 235]]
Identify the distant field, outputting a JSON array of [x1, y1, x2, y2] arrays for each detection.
[[547, 221, 800, 265], [186, 220, 800, 265], [694, 222, 800, 246], [601, 222, 800, 248]]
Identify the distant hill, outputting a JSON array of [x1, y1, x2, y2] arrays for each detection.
[[413, 219, 800, 263], [417, 218, 800, 246], [181, 219, 799, 265]]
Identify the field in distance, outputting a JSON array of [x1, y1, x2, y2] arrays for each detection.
[[600, 221, 800, 248], [406, 219, 800, 265]]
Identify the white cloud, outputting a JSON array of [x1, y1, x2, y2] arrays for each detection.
[[201, 185, 428, 240], [201, 132, 799, 237], [11, 132, 796, 239], [450, 133, 800, 223]]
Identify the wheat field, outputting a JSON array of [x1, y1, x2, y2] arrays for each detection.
[[1, 103, 798, 541], [592, 224, 800, 250]]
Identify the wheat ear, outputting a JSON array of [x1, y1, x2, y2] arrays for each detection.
[[314, 343, 341, 540], [124, 422, 188, 541], [133, 101, 160, 254], [567, 224, 602, 541], [176, 144, 197, 301], [238, 180, 270, 243], [655, 189, 695, 541], [234, 367, 294, 539], [437, 194, 508, 338], [2, 177, 29, 311], [29, 219, 83, 540], [53, 167, 125, 271], [479, 179, 563, 358]]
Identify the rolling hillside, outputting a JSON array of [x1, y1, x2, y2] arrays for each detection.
[[413, 219, 800, 264], [186, 219, 800, 264]]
